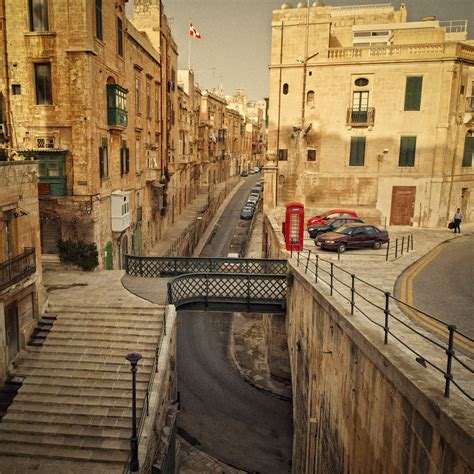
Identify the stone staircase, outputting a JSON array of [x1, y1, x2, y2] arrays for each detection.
[[0, 302, 165, 471]]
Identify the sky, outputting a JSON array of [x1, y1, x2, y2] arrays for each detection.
[[133, 0, 473, 100]]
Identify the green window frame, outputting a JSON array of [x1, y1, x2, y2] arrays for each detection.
[[117, 17, 123, 56], [120, 140, 130, 176], [99, 137, 108, 179], [399, 136, 417, 167], [349, 136, 366, 166], [29, 0, 49, 32], [95, 0, 103, 40], [404, 76, 423, 111], [107, 84, 128, 127], [34, 63, 52, 105], [462, 132, 474, 167]]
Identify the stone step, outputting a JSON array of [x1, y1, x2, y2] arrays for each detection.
[[6, 401, 142, 419], [0, 440, 128, 464], [0, 431, 130, 452], [18, 383, 146, 398], [26, 345, 156, 358], [15, 367, 150, 383], [48, 326, 162, 337], [2, 411, 132, 429], [41, 339, 158, 350], [50, 320, 163, 330], [0, 420, 130, 439], [47, 306, 164, 315], [13, 392, 141, 409], [21, 376, 148, 391], [43, 333, 160, 344], [20, 352, 155, 367]]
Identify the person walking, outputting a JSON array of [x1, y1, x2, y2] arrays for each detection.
[[453, 208, 464, 233]]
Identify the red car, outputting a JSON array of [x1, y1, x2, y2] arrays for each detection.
[[307, 209, 358, 228], [316, 223, 389, 252]]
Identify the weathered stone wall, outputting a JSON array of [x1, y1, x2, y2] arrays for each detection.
[[287, 260, 473, 474]]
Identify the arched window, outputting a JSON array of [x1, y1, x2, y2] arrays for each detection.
[[283, 83, 289, 95], [306, 90, 315, 104]]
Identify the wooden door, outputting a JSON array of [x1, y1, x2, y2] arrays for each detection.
[[5, 302, 19, 361], [390, 186, 416, 225]]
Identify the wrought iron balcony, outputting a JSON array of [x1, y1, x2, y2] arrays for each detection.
[[347, 107, 375, 127], [0, 247, 36, 292]]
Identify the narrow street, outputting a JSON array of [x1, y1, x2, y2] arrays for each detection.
[[177, 176, 293, 473]]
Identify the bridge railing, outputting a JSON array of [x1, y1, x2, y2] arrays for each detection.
[[292, 249, 474, 402], [125, 255, 287, 277], [167, 273, 287, 309]]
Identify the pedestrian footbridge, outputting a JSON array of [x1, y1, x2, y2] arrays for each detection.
[[125, 256, 288, 313]]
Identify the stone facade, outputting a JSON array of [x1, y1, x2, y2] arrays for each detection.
[[0, 161, 45, 383], [266, 2, 474, 227]]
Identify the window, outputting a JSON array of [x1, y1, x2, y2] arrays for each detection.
[[146, 82, 151, 118], [95, 0, 103, 40], [283, 83, 289, 95], [155, 85, 160, 123], [135, 77, 140, 113], [352, 91, 368, 111], [349, 136, 366, 166], [306, 90, 315, 104], [99, 137, 108, 178], [399, 136, 417, 167], [462, 131, 473, 167], [307, 149, 316, 161], [120, 139, 130, 175], [117, 17, 123, 56], [404, 76, 423, 111], [355, 78, 369, 87], [29, 0, 49, 32], [34, 63, 52, 105], [106, 84, 128, 127], [12, 84, 21, 95], [278, 149, 288, 161]]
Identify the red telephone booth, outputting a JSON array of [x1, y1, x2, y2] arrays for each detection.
[[283, 202, 304, 251]]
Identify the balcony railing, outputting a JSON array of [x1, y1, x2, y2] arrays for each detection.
[[347, 107, 375, 127], [466, 97, 474, 113], [0, 248, 36, 292]]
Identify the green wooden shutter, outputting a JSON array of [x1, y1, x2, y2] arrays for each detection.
[[399, 136, 416, 167], [120, 147, 124, 176], [404, 77, 423, 111], [462, 135, 474, 167], [350, 137, 366, 166], [125, 147, 130, 173], [99, 146, 104, 178]]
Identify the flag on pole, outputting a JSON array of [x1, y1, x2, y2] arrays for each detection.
[[189, 22, 201, 39]]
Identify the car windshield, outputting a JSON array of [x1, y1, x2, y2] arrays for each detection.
[[335, 225, 358, 235]]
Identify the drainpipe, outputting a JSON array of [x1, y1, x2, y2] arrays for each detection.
[[0, 2, 13, 154], [275, 21, 284, 208]]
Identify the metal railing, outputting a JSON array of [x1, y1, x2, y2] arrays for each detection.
[[167, 272, 287, 309], [346, 107, 375, 126], [291, 249, 474, 401], [0, 247, 36, 291], [125, 255, 287, 277]]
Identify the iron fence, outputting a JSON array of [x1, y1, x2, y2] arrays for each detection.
[[0, 247, 36, 291], [291, 249, 474, 401], [167, 272, 287, 308], [125, 255, 287, 277]]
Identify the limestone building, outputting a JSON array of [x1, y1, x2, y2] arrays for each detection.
[[266, 2, 474, 227], [0, 161, 45, 384], [0, 0, 179, 269]]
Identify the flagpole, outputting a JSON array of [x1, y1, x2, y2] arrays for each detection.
[[188, 19, 191, 70]]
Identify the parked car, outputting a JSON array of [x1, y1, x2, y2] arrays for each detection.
[[250, 187, 261, 197], [307, 209, 359, 229], [247, 195, 259, 205], [248, 169, 257, 175], [240, 206, 254, 220], [240, 171, 249, 177], [309, 217, 364, 239], [315, 224, 389, 252]]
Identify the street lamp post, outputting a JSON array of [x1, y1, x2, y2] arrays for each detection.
[[126, 352, 142, 472]]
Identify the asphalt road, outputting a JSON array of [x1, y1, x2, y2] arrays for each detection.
[[412, 235, 474, 338], [177, 175, 293, 473]]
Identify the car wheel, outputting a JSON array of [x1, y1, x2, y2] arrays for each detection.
[[373, 241, 382, 250], [337, 243, 346, 253]]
